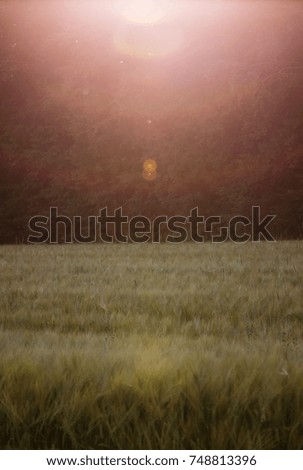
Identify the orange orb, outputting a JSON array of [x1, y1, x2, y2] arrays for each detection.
[[143, 170, 157, 181], [143, 159, 157, 173]]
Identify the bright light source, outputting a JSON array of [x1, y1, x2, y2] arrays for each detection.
[[113, 0, 167, 25], [111, 1, 185, 58]]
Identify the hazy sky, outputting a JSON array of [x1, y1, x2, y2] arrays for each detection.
[[0, 1, 302, 240]]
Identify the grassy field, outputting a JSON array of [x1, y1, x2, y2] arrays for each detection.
[[0, 241, 302, 450]]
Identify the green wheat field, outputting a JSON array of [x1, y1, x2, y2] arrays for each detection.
[[0, 242, 302, 450]]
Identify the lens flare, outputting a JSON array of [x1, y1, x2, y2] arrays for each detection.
[[143, 159, 157, 172], [143, 170, 157, 181], [143, 159, 157, 180]]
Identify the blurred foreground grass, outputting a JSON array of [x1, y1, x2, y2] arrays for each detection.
[[0, 242, 302, 449]]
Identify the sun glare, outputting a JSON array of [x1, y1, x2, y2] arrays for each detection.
[[110, 0, 186, 58], [114, 0, 166, 25]]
